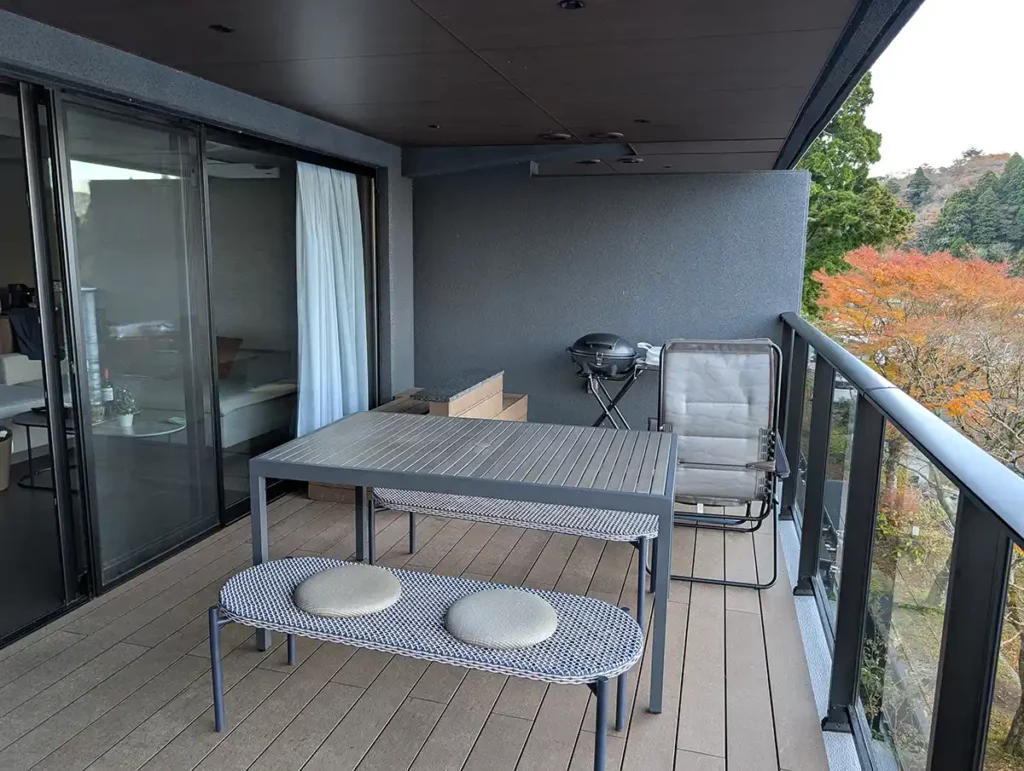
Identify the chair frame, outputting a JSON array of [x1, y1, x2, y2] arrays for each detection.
[[649, 339, 790, 591]]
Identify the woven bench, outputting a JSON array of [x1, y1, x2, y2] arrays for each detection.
[[209, 557, 643, 771], [372, 488, 659, 630]]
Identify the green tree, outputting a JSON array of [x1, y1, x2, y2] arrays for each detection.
[[974, 186, 1008, 245], [906, 166, 933, 209], [797, 73, 913, 314], [1004, 154, 1024, 247], [935, 189, 977, 249]]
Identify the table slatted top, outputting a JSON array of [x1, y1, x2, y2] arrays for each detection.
[[252, 412, 675, 513]]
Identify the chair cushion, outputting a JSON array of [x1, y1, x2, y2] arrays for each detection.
[[675, 465, 765, 505], [293, 563, 401, 618], [446, 589, 558, 650]]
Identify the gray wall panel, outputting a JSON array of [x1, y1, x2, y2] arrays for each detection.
[[413, 165, 808, 426]]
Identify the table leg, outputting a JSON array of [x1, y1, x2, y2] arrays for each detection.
[[648, 501, 673, 713], [249, 474, 270, 651], [355, 486, 368, 562], [24, 425, 34, 487]]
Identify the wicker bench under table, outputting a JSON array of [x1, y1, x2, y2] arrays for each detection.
[[210, 557, 644, 771], [372, 488, 659, 630]]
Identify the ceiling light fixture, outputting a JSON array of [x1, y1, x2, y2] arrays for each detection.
[[575, 159, 602, 165], [559, 0, 585, 9], [427, 124, 441, 129], [539, 132, 572, 142], [591, 131, 624, 140], [209, 23, 235, 33], [618, 157, 644, 164]]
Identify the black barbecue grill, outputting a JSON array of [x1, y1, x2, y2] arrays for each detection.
[[568, 333, 639, 379], [568, 333, 654, 429]]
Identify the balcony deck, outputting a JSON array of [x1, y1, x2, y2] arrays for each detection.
[[0, 493, 827, 771]]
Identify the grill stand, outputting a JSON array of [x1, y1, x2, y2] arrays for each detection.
[[585, 362, 656, 429]]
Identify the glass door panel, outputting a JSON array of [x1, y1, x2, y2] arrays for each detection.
[[59, 101, 217, 586], [0, 84, 81, 642]]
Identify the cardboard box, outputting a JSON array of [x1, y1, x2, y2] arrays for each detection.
[[427, 372, 503, 417], [457, 390, 503, 419], [496, 393, 528, 422]]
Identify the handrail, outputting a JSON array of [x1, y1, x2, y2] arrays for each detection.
[[780, 311, 1024, 543]]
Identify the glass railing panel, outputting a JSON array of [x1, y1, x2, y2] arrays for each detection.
[[818, 372, 857, 618], [984, 543, 1024, 770], [794, 347, 816, 527], [859, 429, 957, 771]]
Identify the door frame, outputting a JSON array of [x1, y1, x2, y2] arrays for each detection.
[[50, 90, 220, 590]]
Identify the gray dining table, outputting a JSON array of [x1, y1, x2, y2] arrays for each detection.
[[248, 410, 678, 713]]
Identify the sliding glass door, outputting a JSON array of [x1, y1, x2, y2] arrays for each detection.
[[57, 100, 218, 586], [0, 83, 86, 642]]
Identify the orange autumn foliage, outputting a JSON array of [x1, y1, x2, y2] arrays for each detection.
[[815, 247, 1024, 466]]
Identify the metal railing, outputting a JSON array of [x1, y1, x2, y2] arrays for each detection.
[[778, 311, 1024, 771]]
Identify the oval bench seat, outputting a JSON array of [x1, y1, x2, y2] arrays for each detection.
[[219, 556, 643, 685]]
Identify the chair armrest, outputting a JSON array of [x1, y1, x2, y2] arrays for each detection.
[[774, 430, 791, 479]]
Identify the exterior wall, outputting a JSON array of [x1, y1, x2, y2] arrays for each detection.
[[0, 9, 414, 398], [414, 165, 809, 426]]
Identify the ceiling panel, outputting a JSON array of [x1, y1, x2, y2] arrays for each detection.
[[193, 52, 521, 108], [318, 98, 564, 146], [630, 139, 784, 155], [414, 0, 857, 50], [0, 0, 860, 154], [478, 30, 840, 100], [534, 151, 779, 175], [1, 0, 461, 64]]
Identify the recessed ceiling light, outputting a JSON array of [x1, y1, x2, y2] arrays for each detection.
[[209, 24, 235, 33], [559, 0, 585, 8], [575, 159, 602, 165], [591, 131, 624, 140], [618, 157, 644, 164], [539, 132, 572, 141], [633, 118, 651, 124], [427, 124, 441, 129]]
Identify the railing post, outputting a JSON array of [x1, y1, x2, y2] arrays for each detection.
[[794, 357, 834, 595], [927, 497, 1011, 770], [822, 395, 885, 731], [780, 330, 809, 522]]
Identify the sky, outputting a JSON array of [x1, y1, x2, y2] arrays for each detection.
[[866, 0, 1024, 177]]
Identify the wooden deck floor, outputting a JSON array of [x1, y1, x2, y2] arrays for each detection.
[[0, 493, 827, 771]]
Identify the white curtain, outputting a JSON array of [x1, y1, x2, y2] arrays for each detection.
[[295, 162, 369, 436]]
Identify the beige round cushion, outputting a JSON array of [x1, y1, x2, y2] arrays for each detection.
[[445, 589, 558, 650], [293, 564, 401, 618]]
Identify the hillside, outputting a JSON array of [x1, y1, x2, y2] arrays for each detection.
[[883, 152, 1013, 236]]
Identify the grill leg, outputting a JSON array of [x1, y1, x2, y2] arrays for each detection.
[[594, 677, 608, 771], [208, 607, 225, 732], [636, 538, 647, 633], [287, 634, 297, 666], [408, 511, 416, 554]]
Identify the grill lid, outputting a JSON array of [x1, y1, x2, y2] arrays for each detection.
[[568, 333, 639, 379], [569, 333, 637, 360]]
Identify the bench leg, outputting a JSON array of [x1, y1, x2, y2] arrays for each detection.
[[408, 512, 416, 554], [594, 677, 608, 771], [616, 671, 628, 731], [208, 607, 226, 732], [636, 538, 647, 633], [648, 537, 657, 595], [287, 634, 297, 666]]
